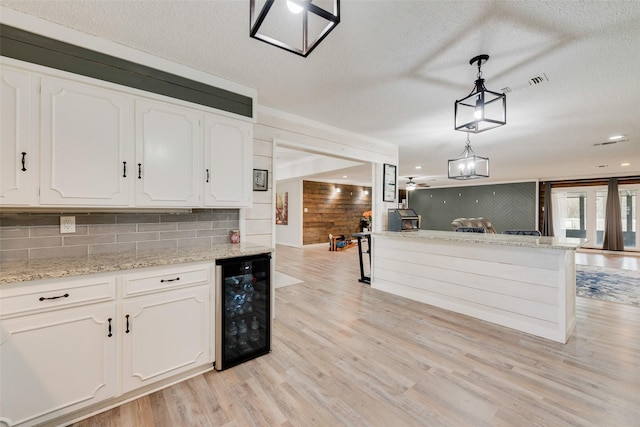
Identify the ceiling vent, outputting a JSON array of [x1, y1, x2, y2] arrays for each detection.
[[593, 137, 630, 147], [501, 73, 549, 93], [528, 74, 548, 85]]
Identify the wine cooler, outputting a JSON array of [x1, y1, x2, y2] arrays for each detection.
[[214, 254, 271, 370]]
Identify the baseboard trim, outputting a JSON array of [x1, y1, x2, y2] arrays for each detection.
[[577, 247, 640, 257]]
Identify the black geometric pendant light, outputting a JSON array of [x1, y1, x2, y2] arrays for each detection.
[[250, 0, 340, 57], [454, 54, 506, 133]]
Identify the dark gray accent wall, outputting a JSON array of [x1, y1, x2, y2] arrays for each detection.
[[0, 25, 253, 118], [409, 182, 537, 232]]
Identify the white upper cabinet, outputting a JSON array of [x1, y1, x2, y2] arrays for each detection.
[[39, 76, 134, 206], [135, 99, 202, 207], [0, 67, 35, 205], [203, 114, 253, 207], [0, 60, 254, 209]]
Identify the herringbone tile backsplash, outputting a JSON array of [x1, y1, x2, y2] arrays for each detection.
[[410, 182, 536, 232]]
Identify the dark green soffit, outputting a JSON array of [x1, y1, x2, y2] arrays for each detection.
[[0, 24, 253, 118]]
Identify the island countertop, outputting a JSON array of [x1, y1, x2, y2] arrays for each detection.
[[375, 230, 585, 250], [0, 242, 273, 284]]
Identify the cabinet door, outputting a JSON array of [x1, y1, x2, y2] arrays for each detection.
[[40, 76, 133, 206], [0, 67, 34, 206], [0, 303, 117, 426], [135, 99, 201, 207], [203, 114, 253, 207], [121, 285, 210, 392]]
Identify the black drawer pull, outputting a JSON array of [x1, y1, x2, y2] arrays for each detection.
[[123, 161, 127, 178], [108, 318, 113, 337], [138, 163, 142, 179], [125, 314, 130, 333], [160, 277, 180, 283], [39, 293, 69, 301], [206, 169, 210, 183], [21, 152, 27, 171]]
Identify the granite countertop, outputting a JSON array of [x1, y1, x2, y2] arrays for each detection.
[[375, 230, 586, 250], [0, 242, 273, 284]]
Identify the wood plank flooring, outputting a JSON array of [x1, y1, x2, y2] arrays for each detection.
[[576, 249, 640, 270], [71, 245, 640, 427]]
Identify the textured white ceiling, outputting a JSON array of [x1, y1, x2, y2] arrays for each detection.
[[2, 0, 639, 188]]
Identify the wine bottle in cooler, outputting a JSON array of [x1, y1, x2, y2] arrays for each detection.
[[238, 319, 248, 346], [250, 316, 259, 342], [228, 321, 238, 349]]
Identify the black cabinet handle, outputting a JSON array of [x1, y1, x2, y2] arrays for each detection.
[[125, 314, 130, 333], [108, 318, 113, 337], [21, 152, 27, 171], [206, 169, 210, 183], [39, 293, 69, 301], [160, 277, 180, 283], [123, 161, 127, 178], [138, 163, 142, 179]]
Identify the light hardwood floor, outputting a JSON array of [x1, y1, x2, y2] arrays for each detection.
[[71, 245, 640, 427], [576, 250, 640, 270]]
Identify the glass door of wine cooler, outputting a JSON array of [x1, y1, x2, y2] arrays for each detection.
[[215, 254, 271, 370]]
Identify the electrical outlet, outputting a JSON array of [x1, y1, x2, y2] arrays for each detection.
[[60, 216, 76, 234]]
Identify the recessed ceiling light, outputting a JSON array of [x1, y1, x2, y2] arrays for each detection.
[[342, 175, 348, 178], [415, 166, 422, 169], [621, 162, 631, 167], [608, 134, 626, 140]]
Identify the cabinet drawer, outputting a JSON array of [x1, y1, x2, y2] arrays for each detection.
[[1, 275, 116, 318], [122, 263, 211, 297]]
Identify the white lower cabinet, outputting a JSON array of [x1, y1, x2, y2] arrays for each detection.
[[121, 284, 211, 392], [0, 303, 117, 427], [0, 262, 213, 426]]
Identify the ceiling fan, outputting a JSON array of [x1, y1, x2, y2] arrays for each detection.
[[403, 177, 431, 190]]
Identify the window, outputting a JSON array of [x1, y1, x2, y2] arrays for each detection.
[[621, 190, 636, 247], [596, 191, 606, 245], [553, 185, 639, 250], [565, 192, 586, 238]]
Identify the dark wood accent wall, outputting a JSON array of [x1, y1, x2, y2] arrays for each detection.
[[303, 181, 371, 245], [538, 175, 640, 231]]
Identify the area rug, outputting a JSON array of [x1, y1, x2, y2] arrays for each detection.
[[576, 265, 640, 307], [274, 271, 304, 289]]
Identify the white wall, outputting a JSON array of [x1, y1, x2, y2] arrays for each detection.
[[242, 138, 274, 248], [275, 180, 303, 247], [257, 107, 398, 235], [1, 7, 399, 252]]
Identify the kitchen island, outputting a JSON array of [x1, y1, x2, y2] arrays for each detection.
[[372, 230, 585, 343]]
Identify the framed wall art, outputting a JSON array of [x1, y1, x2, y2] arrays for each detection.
[[383, 163, 397, 202], [253, 169, 268, 191]]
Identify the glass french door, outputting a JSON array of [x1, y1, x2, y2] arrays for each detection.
[[553, 185, 638, 250]]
